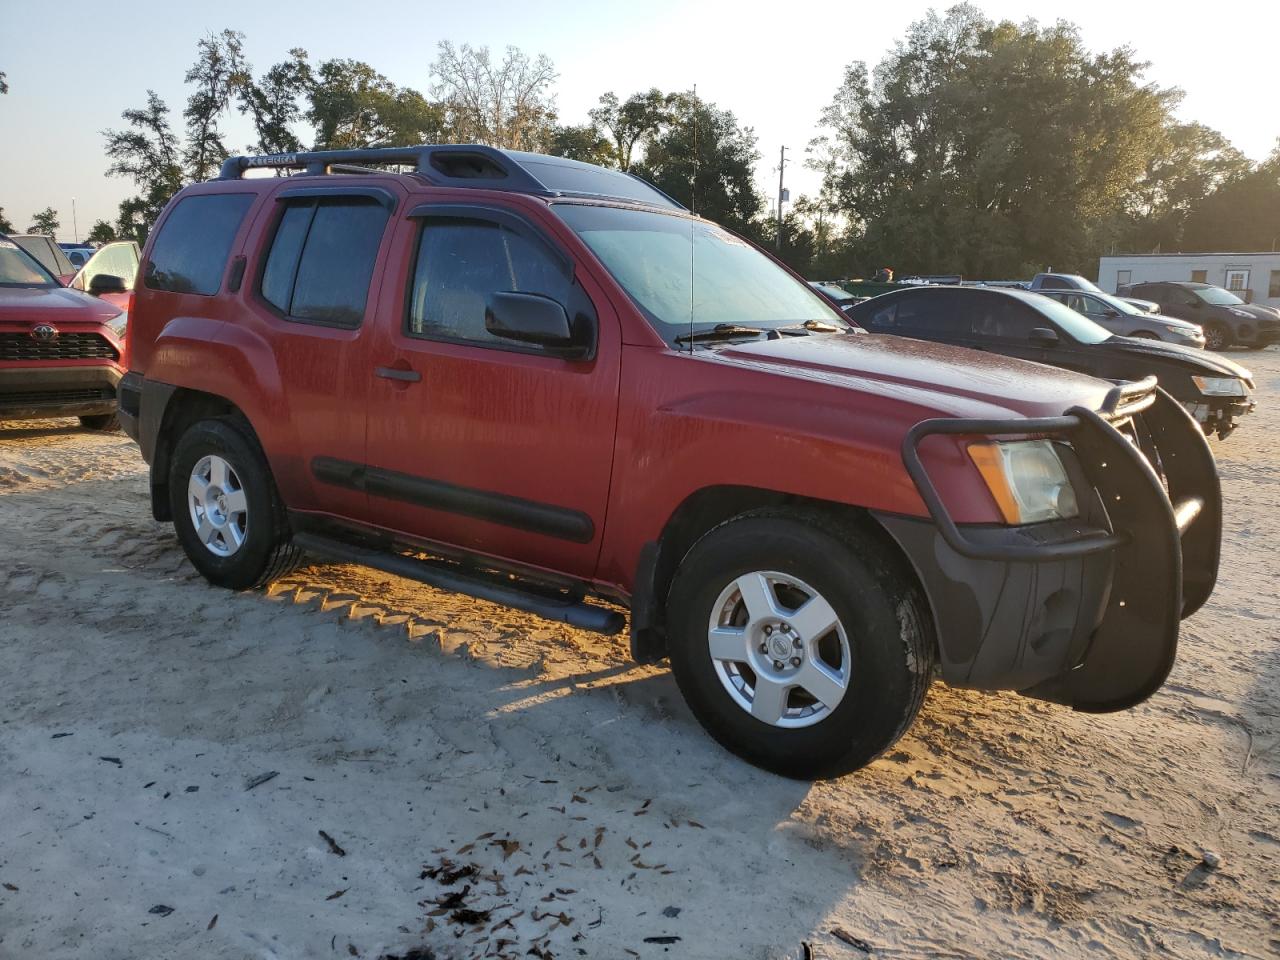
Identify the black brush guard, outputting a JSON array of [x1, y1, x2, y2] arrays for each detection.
[[897, 378, 1221, 713]]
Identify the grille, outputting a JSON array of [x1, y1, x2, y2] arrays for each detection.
[[0, 332, 119, 362], [0, 388, 115, 408]]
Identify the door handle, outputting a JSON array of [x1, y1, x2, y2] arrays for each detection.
[[375, 365, 421, 383]]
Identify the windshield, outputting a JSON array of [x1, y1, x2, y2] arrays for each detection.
[[554, 203, 841, 339], [1032, 294, 1113, 344], [1195, 285, 1245, 306], [1091, 290, 1145, 316], [0, 238, 58, 287]]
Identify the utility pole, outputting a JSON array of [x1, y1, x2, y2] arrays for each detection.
[[775, 145, 787, 253], [71, 197, 79, 243]]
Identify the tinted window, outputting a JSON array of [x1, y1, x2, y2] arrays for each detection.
[[145, 193, 254, 295], [260, 198, 389, 327], [407, 216, 572, 346], [968, 295, 1041, 339]]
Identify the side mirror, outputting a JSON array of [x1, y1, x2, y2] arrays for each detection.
[[486, 292, 586, 356], [1103, 308, 1120, 318], [1029, 326, 1060, 345], [88, 273, 129, 296]]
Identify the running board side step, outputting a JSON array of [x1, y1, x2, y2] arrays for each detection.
[[291, 532, 626, 636]]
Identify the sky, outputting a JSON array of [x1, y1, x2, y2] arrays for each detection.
[[1, 0, 1278, 241]]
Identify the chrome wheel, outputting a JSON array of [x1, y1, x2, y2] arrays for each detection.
[[707, 571, 851, 728], [187, 454, 248, 558]]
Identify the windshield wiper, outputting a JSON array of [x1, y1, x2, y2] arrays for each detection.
[[674, 323, 768, 345]]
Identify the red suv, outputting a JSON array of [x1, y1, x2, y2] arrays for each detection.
[[0, 236, 128, 429], [118, 146, 1221, 778]]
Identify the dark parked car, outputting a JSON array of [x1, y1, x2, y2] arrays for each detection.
[[1037, 289, 1204, 346], [850, 286, 1255, 438], [1118, 281, 1280, 351]]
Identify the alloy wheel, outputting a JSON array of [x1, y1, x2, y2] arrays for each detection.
[[706, 571, 851, 728], [187, 454, 249, 558]]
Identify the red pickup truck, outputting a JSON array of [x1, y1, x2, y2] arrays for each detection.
[[118, 146, 1221, 778]]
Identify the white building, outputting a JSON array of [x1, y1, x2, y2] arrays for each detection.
[[1097, 252, 1280, 308]]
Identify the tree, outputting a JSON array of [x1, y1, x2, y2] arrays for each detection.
[[430, 42, 557, 150], [633, 92, 763, 233], [184, 29, 249, 181], [307, 59, 444, 149], [1181, 143, 1280, 251], [0, 208, 13, 233], [87, 220, 118, 244], [546, 123, 613, 165], [0, 71, 7, 95], [239, 48, 312, 154], [814, 5, 1183, 277], [28, 207, 59, 236], [589, 90, 673, 171], [103, 90, 185, 242]]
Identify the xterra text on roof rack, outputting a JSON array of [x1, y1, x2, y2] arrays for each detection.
[[118, 145, 1221, 778]]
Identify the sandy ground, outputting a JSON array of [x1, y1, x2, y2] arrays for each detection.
[[1, 352, 1278, 960]]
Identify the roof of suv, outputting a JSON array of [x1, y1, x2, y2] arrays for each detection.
[[217, 144, 684, 211]]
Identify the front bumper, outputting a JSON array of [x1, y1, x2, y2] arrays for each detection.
[[876, 381, 1220, 713], [1184, 397, 1255, 439], [0, 365, 121, 420]]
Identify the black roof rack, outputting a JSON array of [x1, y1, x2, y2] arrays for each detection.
[[217, 144, 685, 210]]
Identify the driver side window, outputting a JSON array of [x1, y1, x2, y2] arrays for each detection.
[[407, 215, 572, 348]]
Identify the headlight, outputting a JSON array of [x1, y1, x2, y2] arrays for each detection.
[[1192, 376, 1245, 397], [967, 440, 1080, 524], [1166, 324, 1202, 338], [106, 311, 127, 337]]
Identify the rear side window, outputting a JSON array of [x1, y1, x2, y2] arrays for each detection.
[[145, 193, 254, 295], [260, 198, 389, 328], [407, 216, 571, 346]]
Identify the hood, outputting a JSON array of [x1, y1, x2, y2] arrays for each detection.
[[1107, 335, 1253, 381], [1150, 314, 1202, 333], [1235, 303, 1280, 322], [715, 332, 1115, 420], [0, 285, 122, 326]]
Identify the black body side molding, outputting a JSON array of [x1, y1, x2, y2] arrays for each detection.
[[311, 457, 595, 544]]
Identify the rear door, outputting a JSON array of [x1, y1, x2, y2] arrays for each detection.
[[239, 184, 404, 519], [360, 201, 621, 579]]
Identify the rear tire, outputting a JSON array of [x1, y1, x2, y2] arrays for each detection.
[[1204, 322, 1231, 351], [666, 509, 934, 779], [80, 413, 120, 431], [168, 418, 302, 589]]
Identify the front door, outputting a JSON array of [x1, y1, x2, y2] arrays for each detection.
[[361, 204, 621, 579]]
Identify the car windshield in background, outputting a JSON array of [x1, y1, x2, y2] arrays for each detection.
[[0, 239, 58, 287], [1030, 293, 1113, 344], [553, 204, 841, 339], [1196, 286, 1245, 306], [1093, 290, 1145, 316]]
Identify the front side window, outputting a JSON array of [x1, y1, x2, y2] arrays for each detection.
[[260, 197, 389, 327], [407, 216, 572, 346], [146, 193, 254, 295], [554, 203, 837, 340], [0, 238, 57, 287]]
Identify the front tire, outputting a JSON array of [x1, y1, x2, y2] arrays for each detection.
[[666, 510, 934, 779], [1204, 322, 1231, 351], [169, 418, 301, 589]]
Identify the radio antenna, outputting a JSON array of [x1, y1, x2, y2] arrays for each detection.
[[688, 84, 698, 353]]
